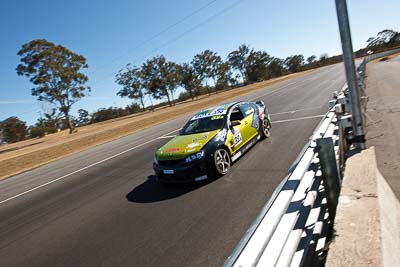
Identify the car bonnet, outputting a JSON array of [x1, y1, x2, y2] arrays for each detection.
[[156, 129, 220, 160]]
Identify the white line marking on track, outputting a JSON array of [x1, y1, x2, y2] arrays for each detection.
[[0, 127, 181, 205], [157, 135, 177, 139], [270, 106, 323, 116], [271, 114, 325, 124], [1, 111, 325, 204]]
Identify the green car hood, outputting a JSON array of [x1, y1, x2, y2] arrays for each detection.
[[156, 129, 220, 160]]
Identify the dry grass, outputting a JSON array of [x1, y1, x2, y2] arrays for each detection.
[[0, 70, 314, 180]]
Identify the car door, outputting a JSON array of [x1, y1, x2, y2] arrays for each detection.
[[239, 103, 259, 142], [227, 105, 247, 152]]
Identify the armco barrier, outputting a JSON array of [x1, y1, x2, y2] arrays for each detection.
[[357, 47, 400, 98], [224, 47, 400, 267], [223, 105, 341, 267], [363, 47, 400, 63]]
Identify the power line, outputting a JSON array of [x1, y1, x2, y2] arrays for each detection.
[[90, 0, 245, 87], [87, 0, 218, 76], [5, 0, 245, 122]]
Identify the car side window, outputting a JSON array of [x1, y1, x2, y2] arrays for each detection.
[[229, 106, 245, 122], [239, 103, 255, 117]]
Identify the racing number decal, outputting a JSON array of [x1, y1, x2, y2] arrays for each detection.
[[233, 128, 243, 146]]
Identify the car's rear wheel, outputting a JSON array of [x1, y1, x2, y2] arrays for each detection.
[[213, 148, 231, 176], [261, 118, 271, 139]]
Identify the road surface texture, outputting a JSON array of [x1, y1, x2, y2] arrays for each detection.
[[366, 55, 400, 200], [0, 64, 345, 267]]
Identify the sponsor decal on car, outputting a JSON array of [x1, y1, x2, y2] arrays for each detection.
[[258, 107, 264, 119], [245, 109, 254, 115], [231, 151, 242, 162], [211, 115, 224, 120], [185, 150, 205, 163], [187, 143, 200, 149], [233, 128, 243, 146], [195, 175, 207, 181], [166, 147, 180, 153], [252, 107, 260, 129], [191, 106, 227, 120], [214, 128, 227, 142], [192, 134, 208, 143]]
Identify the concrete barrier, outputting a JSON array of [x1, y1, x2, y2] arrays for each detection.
[[326, 147, 400, 266], [377, 168, 400, 267], [326, 147, 381, 266]]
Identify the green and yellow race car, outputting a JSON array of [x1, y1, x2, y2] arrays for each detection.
[[153, 101, 271, 183]]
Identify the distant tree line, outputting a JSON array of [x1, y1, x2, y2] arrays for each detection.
[[4, 29, 398, 144], [115, 44, 347, 108]]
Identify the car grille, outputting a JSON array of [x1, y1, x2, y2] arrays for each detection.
[[158, 158, 186, 167]]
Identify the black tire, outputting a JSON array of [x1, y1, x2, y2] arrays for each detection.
[[261, 117, 271, 139], [212, 148, 231, 176]]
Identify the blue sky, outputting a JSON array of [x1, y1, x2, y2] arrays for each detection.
[[0, 0, 399, 125]]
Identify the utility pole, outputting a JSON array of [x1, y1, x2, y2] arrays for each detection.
[[335, 0, 365, 149]]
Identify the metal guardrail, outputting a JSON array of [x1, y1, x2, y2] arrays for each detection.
[[223, 104, 341, 267], [223, 47, 400, 267], [362, 47, 400, 63], [357, 48, 400, 96]]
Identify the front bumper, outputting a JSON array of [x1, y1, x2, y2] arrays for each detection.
[[153, 158, 210, 183]]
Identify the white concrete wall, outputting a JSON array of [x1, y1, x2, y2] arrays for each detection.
[[377, 168, 400, 267]]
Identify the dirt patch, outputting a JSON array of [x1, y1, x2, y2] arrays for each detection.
[[0, 70, 314, 180]]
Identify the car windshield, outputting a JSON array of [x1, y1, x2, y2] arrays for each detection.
[[180, 116, 226, 135]]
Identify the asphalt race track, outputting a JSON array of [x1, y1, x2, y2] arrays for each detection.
[[0, 64, 346, 267]]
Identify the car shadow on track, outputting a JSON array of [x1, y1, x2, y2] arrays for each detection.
[[126, 175, 213, 203]]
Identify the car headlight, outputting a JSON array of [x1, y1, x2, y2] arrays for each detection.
[[185, 150, 205, 163], [153, 155, 159, 165]]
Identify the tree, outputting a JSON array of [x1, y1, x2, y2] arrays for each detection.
[[307, 55, 317, 64], [29, 108, 61, 138], [367, 29, 400, 49], [16, 39, 90, 134], [141, 55, 177, 106], [125, 103, 142, 114], [284, 55, 305, 73], [268, 57, 287, 78], [227, 44, 250, 83], [29, 125, 47, 138], [191, 50, 222, 93], [319, 53, 329, 62], [76, 109, 90, 126], [165, 61, 181, 102], [215, 62, 232, 90], [179, 63, 201, 100], [0, 117, 28, 143], [40, 108, 63, 130], [116, 65, 147, 110], [245, 50, 272, 82], [91, 107, 121, 123]]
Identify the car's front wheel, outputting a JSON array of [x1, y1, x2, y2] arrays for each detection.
[[213, 148, 231, 176]]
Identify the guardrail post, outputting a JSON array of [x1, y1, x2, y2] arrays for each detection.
[[316, 137, 341, 219], [335, 0, 365, 149]]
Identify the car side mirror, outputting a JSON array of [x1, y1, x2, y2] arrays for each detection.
[[230, 120, 241, 127]]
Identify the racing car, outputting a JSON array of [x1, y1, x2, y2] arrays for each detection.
[[153, 101, 271, 183]]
